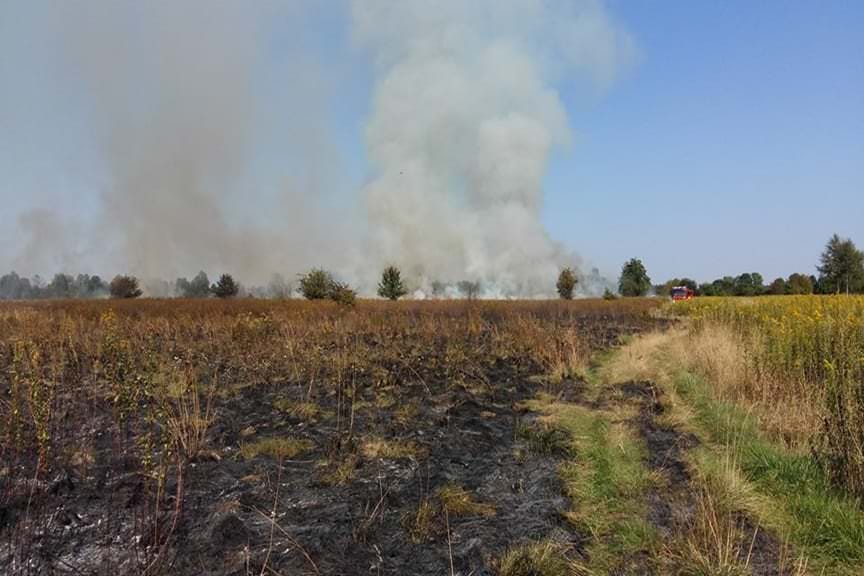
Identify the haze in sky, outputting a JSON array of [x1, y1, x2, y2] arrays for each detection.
[[0, 0, 861, 292]]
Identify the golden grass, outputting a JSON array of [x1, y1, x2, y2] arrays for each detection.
[[274, 399, 323, 422], [317, 454, 359, 486], [402, 499, 438, 543], [360, 437, 419, 460], [496, 541, 583, 576], [239, 437, 312, 460], [436, 484, 496, 518]]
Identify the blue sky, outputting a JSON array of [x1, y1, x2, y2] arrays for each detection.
[[544, 1, 863, 282], [0, 1, 861, 284]]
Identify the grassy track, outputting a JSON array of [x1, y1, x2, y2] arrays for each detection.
[[524, 392, 655, 573], [579, 325, 864, 574]]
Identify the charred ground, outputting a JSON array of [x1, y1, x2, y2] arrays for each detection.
[[0, 299, 661, 575]]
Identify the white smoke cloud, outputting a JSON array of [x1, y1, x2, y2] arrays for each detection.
[[352, 0, 632, 295], [1, 1, 631, 296]]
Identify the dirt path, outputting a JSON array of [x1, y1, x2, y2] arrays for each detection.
[[616, 380, 790, 576], [619, 381, 698, 538]]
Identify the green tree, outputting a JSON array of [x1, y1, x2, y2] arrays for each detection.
[[211, 274, 239, 298], [786, 273, 813, 295], [176, 271, 211, 298], [768, 277, 787, 295], [109, 275, 142, 299], [48, 273, 73, 298], [298, 268, 357, 305], [81, 274, 108, 297], [378, 266, 408, 300], [710, 276, 736, 296], [431, 281, 446, 298], [618, 258, 651, 297], [818, 234, 864, 294], [734, 273, 764, 296], [556, 268, 578, 300], [299, 269, 334, 300], [0, 272, 32, 300], [188, 271, 211, 298]]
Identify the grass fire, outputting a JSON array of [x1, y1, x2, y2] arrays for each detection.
[[1, 1, 863, 574]]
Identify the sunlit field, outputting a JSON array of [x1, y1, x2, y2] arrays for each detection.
[[3, 296, 864, 574], [672, 295, 864, 496]]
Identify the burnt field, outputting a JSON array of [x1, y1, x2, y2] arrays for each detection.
[[0, 299, 662, 575]]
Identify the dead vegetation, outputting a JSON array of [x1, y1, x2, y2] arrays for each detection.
[[0, 297, 660, 575]]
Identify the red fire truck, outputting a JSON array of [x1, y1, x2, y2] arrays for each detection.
[[671, 286, 695, 302]]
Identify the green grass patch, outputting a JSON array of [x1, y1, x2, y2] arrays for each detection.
[[673, 370, 864, 571], [584, 347, 617, 389], [523, 396, 656, 572]]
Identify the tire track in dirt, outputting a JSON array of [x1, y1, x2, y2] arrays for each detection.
[[619, 380, 792, 576], [620, 381, 698, 538]]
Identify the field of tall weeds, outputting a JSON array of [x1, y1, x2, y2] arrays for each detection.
[[672, 295, 864, 497]]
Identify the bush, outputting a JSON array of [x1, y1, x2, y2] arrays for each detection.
[[603, 288, 617, 300], [329, 281, 356, 307], [109, 275, 142, 299], [299, 269, 334, 300], [299, 268, 356, 306], [211, 274, 239, 299], [676, 295, 864, 498], [378, 266, 408, 301], [556, 268, 578, 300]]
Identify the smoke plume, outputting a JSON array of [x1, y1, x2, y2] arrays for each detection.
[[55, 1, 352, 285], [1, 1, 631, 296], [352, 0, 632, 296]]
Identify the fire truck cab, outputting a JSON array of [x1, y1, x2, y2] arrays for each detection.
[[671, 286, 695, 302]]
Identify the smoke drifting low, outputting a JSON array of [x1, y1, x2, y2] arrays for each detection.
[[61, 1, 353, 285], [1, 1, 632, 297]]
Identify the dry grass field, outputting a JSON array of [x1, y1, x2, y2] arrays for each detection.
[[3, 296, 863, 575]]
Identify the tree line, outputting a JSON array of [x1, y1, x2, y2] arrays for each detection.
[[0, 271, 240, 300], [2, 234, 860, 301], [626, 233, 864, 298]]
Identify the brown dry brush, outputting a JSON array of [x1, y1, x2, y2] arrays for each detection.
[[0, 298, 659, 574]]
